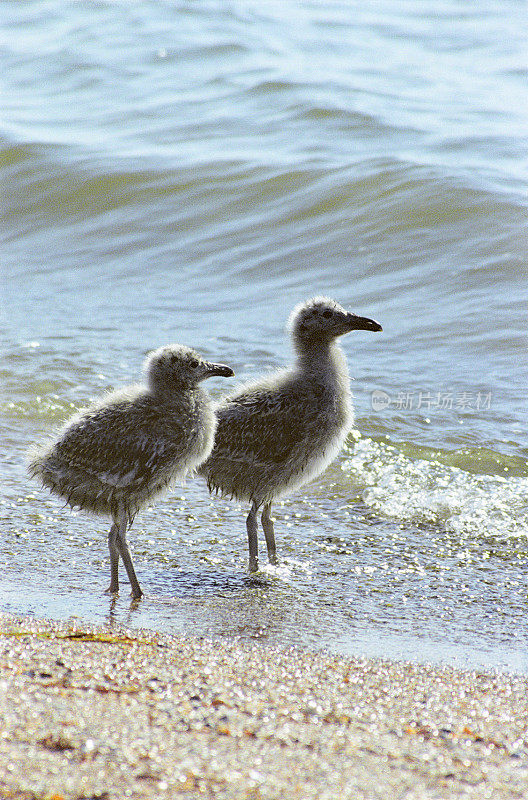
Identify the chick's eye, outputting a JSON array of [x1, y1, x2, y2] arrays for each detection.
[[189, 359, 199, 368], [322, 310, 332, 318]]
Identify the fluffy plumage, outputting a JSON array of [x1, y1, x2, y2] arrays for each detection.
[[199, 297, 381, 571], [28, 344, 233, 598]]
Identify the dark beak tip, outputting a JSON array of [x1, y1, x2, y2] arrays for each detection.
[[349, 315, 383, 333], [215, 365, 234, 378]]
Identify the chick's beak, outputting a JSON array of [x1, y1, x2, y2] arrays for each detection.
[[206, 363, 235, 378], [346, 313, 382, 332]]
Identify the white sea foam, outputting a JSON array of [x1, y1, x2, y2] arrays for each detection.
[[342, 436, 528, 539]]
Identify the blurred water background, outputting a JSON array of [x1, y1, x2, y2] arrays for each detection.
[[1, 0, 527, 673]]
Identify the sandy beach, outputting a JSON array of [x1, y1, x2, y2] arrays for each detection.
[[0, 614, 526, 799]]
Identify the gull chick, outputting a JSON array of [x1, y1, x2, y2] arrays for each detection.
[[199, 297, 381, 571], [28, 344, 234, 598]]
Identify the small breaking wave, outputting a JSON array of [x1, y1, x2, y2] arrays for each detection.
[[342, 435, 528, 539]]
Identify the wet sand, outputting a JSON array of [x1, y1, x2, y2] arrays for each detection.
[[0, 613, 526, 800]]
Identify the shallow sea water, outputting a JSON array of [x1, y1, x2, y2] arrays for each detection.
[[1, 0, 527, 673]]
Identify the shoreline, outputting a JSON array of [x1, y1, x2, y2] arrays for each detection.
[[0, 613, 527, 799]]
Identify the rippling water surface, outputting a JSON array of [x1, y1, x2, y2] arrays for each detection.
[[1, 0, 527, 673]]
